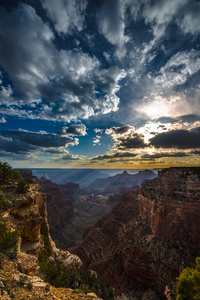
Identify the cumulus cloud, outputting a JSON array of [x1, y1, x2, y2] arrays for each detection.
[[59, 124, 87, 136]]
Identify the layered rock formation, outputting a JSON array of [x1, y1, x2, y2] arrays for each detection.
[[72, 167, 200, 299]]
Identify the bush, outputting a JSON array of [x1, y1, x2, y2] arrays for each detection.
[[176, 257, 200, 299], [0, 222, 20, 258], [0, 195, 12, 212], [16, 179, 30, 194], [38, 256, 114, 299]]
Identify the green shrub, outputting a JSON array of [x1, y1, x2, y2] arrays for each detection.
[[16, 179, 30, 194], [176, 257, 200, 300], [0, 222, 20, 258], [0, 195, 12, 212], [38, 256, 114, 299]]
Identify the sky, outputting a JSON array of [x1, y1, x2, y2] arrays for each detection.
[[0, 0, 200, 169]]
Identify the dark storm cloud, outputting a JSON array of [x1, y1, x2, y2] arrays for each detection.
[[150, 128, 200, 149], [91, 151, 137, 161], [2, 130, 77, 148], [58, 124, 87, 136]]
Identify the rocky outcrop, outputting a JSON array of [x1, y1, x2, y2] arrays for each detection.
[[72, 167, 200, 299]]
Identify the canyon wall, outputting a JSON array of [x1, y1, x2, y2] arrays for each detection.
[[72, 167, 200, 299]]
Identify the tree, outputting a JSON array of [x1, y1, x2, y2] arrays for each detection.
[[176, 257, 200, 300], [0, 161, 22, 185], [0, 162, 12, 184]]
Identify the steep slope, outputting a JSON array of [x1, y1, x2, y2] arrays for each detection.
[[72, 167, 200, 299], [87, 169, 157, 194]]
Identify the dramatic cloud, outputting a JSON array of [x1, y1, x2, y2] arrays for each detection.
[[2, 130, 78, 148], [0, 4, 126, 122], [59, 124, 87, 136]]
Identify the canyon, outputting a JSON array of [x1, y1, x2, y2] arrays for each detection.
[[19, 169, 156, 249], [72, 167, 200, 299]]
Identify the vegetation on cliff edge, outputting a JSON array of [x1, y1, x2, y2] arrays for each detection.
[[176, 257, 200, 300]]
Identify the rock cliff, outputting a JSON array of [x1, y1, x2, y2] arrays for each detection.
[[37, 177, 73, 231], [0, 180, 104, 299], [72, 167, 200, 299]]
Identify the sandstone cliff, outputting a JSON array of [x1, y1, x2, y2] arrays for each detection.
[[72, 167, 200, 299]]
